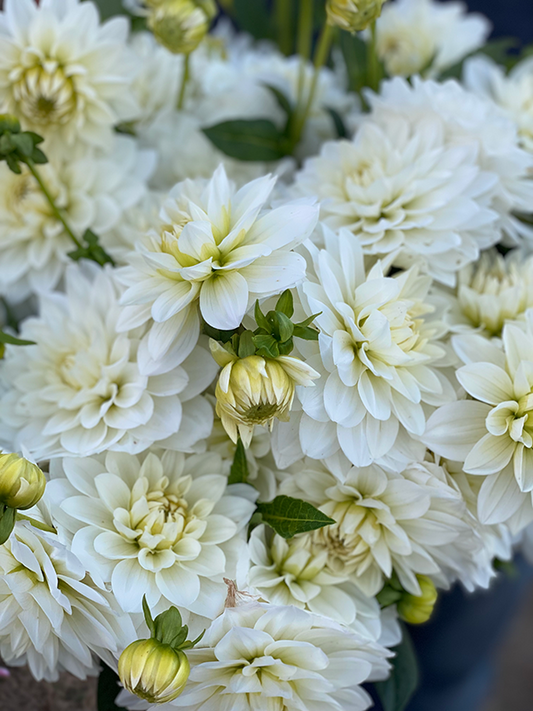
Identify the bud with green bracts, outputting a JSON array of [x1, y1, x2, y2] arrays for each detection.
[[148, 0, 217, 55], [119, 639, 190, 704], [0, 452, 46, 511], [397, 575, 438, 625], [326, 0, 386, 32]]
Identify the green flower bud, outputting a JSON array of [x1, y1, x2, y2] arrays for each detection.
[[397, 575, 438, 625], [0, 453, 46, 510], [119, 638, 190, 704], [148, 0, 217, 55], [326, 0, 386, 32]]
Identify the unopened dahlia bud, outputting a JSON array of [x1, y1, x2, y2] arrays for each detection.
[[210, 341, 319, 448], [119, 639, 190, 704], [397, 575, 437, 625], [148, 0, 217, 54], [326, 0, 386, 32], [0, 453, 46, 510]]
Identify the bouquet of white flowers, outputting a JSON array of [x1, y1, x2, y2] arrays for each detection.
[[0, 0, 532, 709]]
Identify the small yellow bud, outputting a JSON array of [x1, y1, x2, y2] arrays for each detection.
[[148, 0, 217, 55], [397, 576, 437, 625], [0, 453, 46, 510], [326, 0, 386, 32], [119, 639, 190, 704]]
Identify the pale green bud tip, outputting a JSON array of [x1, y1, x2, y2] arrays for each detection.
[[326, 0, 386, 32], [119, 639, 190, 704], [398, 576, 438, 625], [148, 0, 217, 55], [0, 453, 46, 511]]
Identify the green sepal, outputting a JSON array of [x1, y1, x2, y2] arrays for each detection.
[[0, 505, 17, 545], [252, 334, 280, 358], [0, 330, 35, 347], [228, 438, 249, 485], [238, 330, 256, 358], [142, 595, 155, 636], [254, 300, 271, 332], [275, 290, 294, 318]]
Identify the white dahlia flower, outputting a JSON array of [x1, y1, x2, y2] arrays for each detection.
[[368, 77, 533, 249], [424, 315, 533, 531], [0, 0, 139, 150], [465, 56, 533, 153], [146, 602, 391, 711], [0, 264, 216, 460], [48, 450, 256, 617], [0, 513, 135, 682], [248, 524, 385, 641], [118, 166, 318, 373], [294, 113, 498, 284], [297, 228, 453, 466], [278, 456, 479, 597], [0, 136, 155, 302], [434, 249, 533, 337], [376, 0, 490, 78]]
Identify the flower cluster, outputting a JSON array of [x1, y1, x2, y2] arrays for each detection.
[[0, 0, 531, 709]]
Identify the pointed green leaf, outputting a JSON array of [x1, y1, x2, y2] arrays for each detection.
[[238, 330, 256, 358], [153, 606, 185, 648], [326, 107, 348, 139], [374, 625, 420, 711], [11, 133, 34, 157], [252, 334, 280, 358], [142, 595, 155, 636], [275, 290, 294, 318], [293, 325, 319, 341], [263, 84, 293, 118], [0, 506, 16, 545], [0, 330, 35, 346], [295, 312, 321, 329], [254, 300, 271, 333], [228, 438, 249, 485], [256, 495, 335, 539], [203, 120, 288, 162], [273, 311, 294, 342]]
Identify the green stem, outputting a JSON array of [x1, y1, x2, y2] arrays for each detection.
[[275, 0, 293, 56], [367, 20, 380, 92], [295, 0, 314, 113], [292, 23, 334, 146], [177, 53, 191, 111], [16, 512, 57, 535], [25, 160, 83, 250]]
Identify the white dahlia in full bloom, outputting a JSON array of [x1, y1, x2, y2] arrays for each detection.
[[0, 512, 135, 682], [297, 228, 453, 466], [118, 165, 318, 373], [278, 455, 480, 597], [47, 450, 256, 618], [368, 77, 533, 249], [424, 314, 533, 531], [294, 113, 499, 284], [0, 136, 155, 302], [137, 602, 391, 711], [465, 56, 533, 153], [0, 264, 216, 460], [0, 0, 139, 150], [376, 0, 490, 78], [433, 249, 533, 337]]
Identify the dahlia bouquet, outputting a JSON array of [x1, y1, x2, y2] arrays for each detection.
[[0, 0, 532, 709]]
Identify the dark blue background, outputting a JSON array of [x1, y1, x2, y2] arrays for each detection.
[[466, 0, 533, 44]]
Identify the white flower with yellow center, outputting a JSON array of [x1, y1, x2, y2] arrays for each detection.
[[294, 113, 499, 285], [142, 602, 391, 711], [297, 228, 453, 467], [0, 0, 139, 150], [0, 136, 155, 302], [0, 264, 216, 460], [434, 249, 533, 337], [424, 314, 533, 531], [279, 456, 480, 597], [117, 165, 318, 373], [465, 56, 533, 153], [0, 508, 135, 682], [368, 77, 533, 248], [48, 450, 256, 617], [375, 0, 490, 78]]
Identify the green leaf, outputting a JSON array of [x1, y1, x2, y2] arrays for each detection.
[[142, 595, 155, 636], [374, 625, 420, 711], [5, 153, 21, 174], [233, 0, 274, 40], [256, 495, 335, 539], [0, 330, 35, 346], [376, 586, 403, 608], [339, 32, 369, 94], [228, 439, 249, 485], [326, 107, 348, 139], [97, 664, 126, 711], [295, 312, 321, 329], [0, 505, 16, 545], [203, 120, 288, 162], [238, 330, 256, 358], [293, 325, 319, 341], [254, 300, 272, 333], [153, 607, 186, 648], [252, 334, 280, 358], [203, 323, 240, 343], [273, 311, 294, 343], [263, 83, 293, 119], [11, 133, 34, 157], [278, 338, 294, 355], [275, 290, 294, 318]]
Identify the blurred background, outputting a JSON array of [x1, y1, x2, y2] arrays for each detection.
[[1, 0, 533, 709]]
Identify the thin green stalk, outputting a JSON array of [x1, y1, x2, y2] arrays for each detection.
[[367, 20, 380, 92], [16, 512, 57, 535], [292, 23, 334, 146], [275, 0, 293, 56], [178, 53, 191, 111], [26, 160, 82, 250]]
